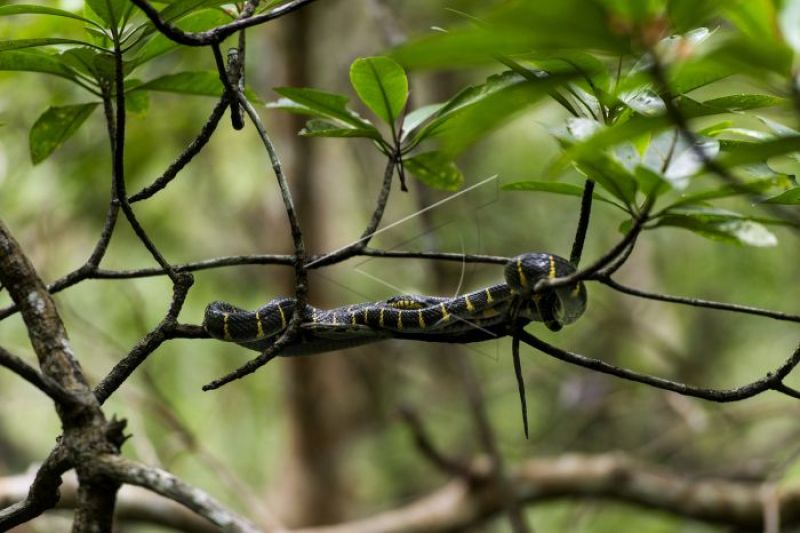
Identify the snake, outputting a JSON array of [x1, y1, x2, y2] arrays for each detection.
[[203, 253, 588, 356]]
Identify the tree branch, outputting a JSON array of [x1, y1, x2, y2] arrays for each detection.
[[518, 330, 800, 402], [129, 96, 230, 203], [94, 273, 194, 404], [93, 455, 262, 532], [597, 276, 800, 323], [0, 448, 71, 530], [294, 453, 800, 532], [129, 0, 320, 46], [0, 346, 73, 404], [569, 179, 595, 266]]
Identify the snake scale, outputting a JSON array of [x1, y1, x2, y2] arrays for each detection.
[[204, 253, 587, 356]]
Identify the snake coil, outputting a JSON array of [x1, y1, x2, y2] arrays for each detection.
[[204, 253, 587, 356]]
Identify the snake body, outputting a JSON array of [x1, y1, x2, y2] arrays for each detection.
[[204, 253, 587, 356]]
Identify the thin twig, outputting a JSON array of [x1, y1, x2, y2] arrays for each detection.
[[94, 274, 194, 404], [518, 330, 800, 402], [0, 346, 74, 404], [598, 276, 800, 323], [569, 180, 595, 266], [202, 90, 308, 389], [305, 154, 397, 268], [396, 406, 476, 480], [129, 96, 230, 203], [536, 199, 653, 292], [0, 447, 71, 530], [111, 40, 180, 283]]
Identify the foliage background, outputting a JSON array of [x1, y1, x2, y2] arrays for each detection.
[[1, 0, 799, 531]]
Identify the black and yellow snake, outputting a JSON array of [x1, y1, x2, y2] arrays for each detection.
[[203, 253, 587, 356]]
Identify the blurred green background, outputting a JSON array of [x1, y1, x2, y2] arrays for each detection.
[[1, 1, 800, 531]]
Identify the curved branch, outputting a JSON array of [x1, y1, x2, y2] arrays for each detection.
[[0, 448, 71, 530], [536, 200, 652, 292], [129, 96, 230, 203], [569, 179, 595, 266], [130, 0, 320, 46], [93, 455, 262, 532], [0, 346, 73, 403], [598, 276, 800, 323], [518, 330, 800, 402], [94, 273, 194, 404]]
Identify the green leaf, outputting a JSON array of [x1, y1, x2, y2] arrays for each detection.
[[669, 0, 723, 32], [573, 152, 638, 205], [655, 207, 779, 246], [679, 94, 785, 116], [0, 38, 93, 52], [125, 90, 149, 115], [502, 180, 619, 207], [85, 0, 127, 28], [0, 50, 76, 80], [135, 71, 262, 102], [0, 4, 98, 25], [29, 103, 98, 164], [411, 71, 558, 154], [349, 56, 408, 126], [158, 0, 231, 21], [299, 119, 382, 140], [762, 187, 800, 204], [633, 165, 669, 198], [269, 87, 372, 129], [391, 1, 627, 69], [404, 151, 463, 191], [136, 71, 224, 96], [719, 136, 800, 167], [59, 47, 117, 82], [670, 59, 735, 94], [666, 174, 792, 209]]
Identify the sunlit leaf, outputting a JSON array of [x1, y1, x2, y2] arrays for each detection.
[[780, 0, 800, 52], [401, 103, 444, 142], [404, 151, 463, 191], [349, 56, 408, 126], [655, 207, 778, 246], [29, 103, 98, 164], [619, 88, 665, 116], [641, 133, 719, 189]]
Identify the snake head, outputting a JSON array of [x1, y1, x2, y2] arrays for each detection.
[[504, 253, 587, 331]]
